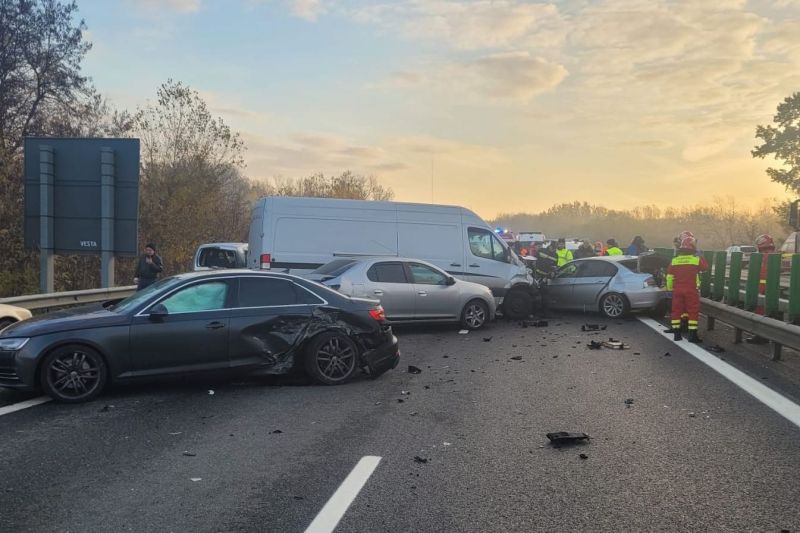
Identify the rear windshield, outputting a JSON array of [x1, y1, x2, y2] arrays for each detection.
[[312, 259, 358, 277], [198, 247, 244, 268]]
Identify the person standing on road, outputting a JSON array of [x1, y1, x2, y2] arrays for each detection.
[[556, 238, 574, 267], [574, 240, 595, 259], [627, 236, 647, 256], [134, 243, 164, 291], [604, 239, 623, 256], [666, 236, 708, 343]]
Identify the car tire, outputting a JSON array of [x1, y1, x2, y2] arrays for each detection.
[[39, 344, 108, 403], [600, 293, 629, 319], [503, 287, 533, 320], [0, 318, 15, 331], [461, 299, 489, 330], [304, 332, 359, 385]]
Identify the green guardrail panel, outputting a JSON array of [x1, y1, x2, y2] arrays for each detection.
[[727, 251, 743, 306], [789, 254, 800, 323], [765, 253, 781, 318], [700, 250, 714, 298], [712, 251, 726, 301], [745, 252, 762, 311], [653, 247, 674, 259]]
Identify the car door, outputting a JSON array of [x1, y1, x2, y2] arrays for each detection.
[[546, 262, 580, 309], [227, 276, 313, 370], [571, 260, 618, 307], [406, 262, 459, 319], [130, 279, 233, 374], [465, 227, 511, 296], [364, 262, 416, 320]]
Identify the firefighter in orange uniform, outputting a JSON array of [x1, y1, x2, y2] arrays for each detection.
[[666, 236, 709, 343]]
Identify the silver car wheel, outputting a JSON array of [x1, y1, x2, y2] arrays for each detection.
[[602, 294, 625, 318], [464, 302, 487, 329]]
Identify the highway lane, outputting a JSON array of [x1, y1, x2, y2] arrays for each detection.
[[1, 317, 799, 532]]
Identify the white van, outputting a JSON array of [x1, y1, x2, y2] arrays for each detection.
[[247, 196, 536, 318]]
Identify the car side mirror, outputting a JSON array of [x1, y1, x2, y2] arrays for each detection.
[[148, 303, 169, 321], [446, 276, 456, 286]]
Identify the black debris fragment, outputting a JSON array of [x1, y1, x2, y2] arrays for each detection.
[[546, 432, 591, 447], [483, 337, 493, 342], [664, 352, 672, 357], [271, 430, 283, 434], [552, 355, 558, 359], [534, 320, 549, 327], [587, 341, 603, 350], [624, 398, 634, 408], [510, 355, 523, 361], [443, 355, 449, 359], [398, 399, 405, 403], [579, 453, 589, 460], [414, 456, 428, 464], [424, 385, 430, 389], [293, 496, 304, 501], [707, 345, 726, 353], [633, 352, 641, 355], [182, 451, 197, 457], [408, 365, 422, 374]]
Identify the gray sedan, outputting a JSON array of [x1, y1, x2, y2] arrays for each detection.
[[544, 256, 667, 318], [306, 258, 497, 329]]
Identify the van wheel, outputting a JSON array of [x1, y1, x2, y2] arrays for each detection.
[[461, 300, 489, 330], [503, 288, 533, 320], [600, 293, 629, 318], [304, 333, 358, 385]]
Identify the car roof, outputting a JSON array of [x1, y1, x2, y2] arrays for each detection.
[[170, 269, 303, 282], [573, 255, 637, 263], [198, 242, 247, 249]]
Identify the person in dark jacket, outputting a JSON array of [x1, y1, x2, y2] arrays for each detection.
[[134, 243, 164, 291], [574, 240, 595, 259], [626, 235, 647, 256]]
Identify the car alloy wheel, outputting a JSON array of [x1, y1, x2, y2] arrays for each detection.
[[314, 335, 357, 383], [462, 300, 488, 330], [41, 345, 107, 402], [601, 293, 626, 318]]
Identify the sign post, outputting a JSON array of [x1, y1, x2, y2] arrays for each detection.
[[38, 145, 55, 293]]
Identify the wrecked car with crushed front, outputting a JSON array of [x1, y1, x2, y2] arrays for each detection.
[[0, 270, 399, 403]]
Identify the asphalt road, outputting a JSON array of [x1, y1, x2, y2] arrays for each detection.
[[1, 315, 799, 532]]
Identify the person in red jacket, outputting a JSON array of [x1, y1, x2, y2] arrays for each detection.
[[666, 236, 709, 343]]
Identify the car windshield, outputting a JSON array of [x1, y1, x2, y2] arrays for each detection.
[[109, 277, 185, 314], [311, 259, 359, 278]]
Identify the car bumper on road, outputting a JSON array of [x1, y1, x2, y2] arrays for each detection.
[[362, 334, 399, 378]]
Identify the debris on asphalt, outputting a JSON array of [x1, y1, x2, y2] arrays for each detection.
[[624, 398, 634, 408], [688, 412, 696, 418], [182, 451, 197, 457], [602, 340, 629, 350], [552, 355, 558, 359], [443, 442, 452, 446], [510, 355, 523, 361], [579, 453, 589, 460], [458, 330, 469, 335], [208, 390, 215, 395], [633, 352, 641, 355], [409, 412, 418, 416], [707, 344, 726, 353], [664, 352, 672, 357], [414, 456, 429, 464], [293, 496, 304, 500], [546, 432, 591, 447], [533, 320, 549, 327], [581, 324, 607, 332], [443, 355, 449, 358], [190, 478, 202, 482], [100, 405, 114, 412], [424, 385, 430, 389], [397, 399, 405, 403], [375, 401, 382, 406], [401, 390, 410, 395], [483, 337, 492, 342], [272, 429, 283, 434], [408, 365, 422, 374], [169, 432, 182, 436], [587, 341, 603, 350]]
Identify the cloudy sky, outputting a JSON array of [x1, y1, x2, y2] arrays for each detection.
[[81, 0, 800, 218]]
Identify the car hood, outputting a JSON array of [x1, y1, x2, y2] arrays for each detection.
[[0, 303, 130, 337]]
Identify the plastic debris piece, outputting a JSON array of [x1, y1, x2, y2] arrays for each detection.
[[375, 401, 382, 406], [547, 432, 591, 447], [534, 320, 549, 327], [624, 398, 634, 408], [208, 390, 215, 395], [633, 352, 641, 355], [707, 344, 726, 353], [688, 412, 696, 418], [424, 385, 430, 389], [182, 451, 197, 457], [510, 355, 523, 361], [443, 442, 452, 446], [401, 390, 410, 395], [190, 478, 202, 482], [581, 324, 600, 331], [409, 412, 418, 416], [408, 365, 422, 374], [272, 429, 283, 434], [293, 496, 304, 500], [397, 399, 405, 403], [602, 340, 629, 350], [664, 352, 671, 357], [414, 456, 428, 464], [100, 405, 113, 412], [587, 341, 603, 350], [579, 453, 589, 460], [169, 432, 182, 436], [483, 337, 493, 342], [458, 330, 469, 335]]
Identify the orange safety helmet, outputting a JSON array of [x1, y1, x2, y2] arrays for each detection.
[[755, 233, 775, 252], [679, 236, 697, 252]]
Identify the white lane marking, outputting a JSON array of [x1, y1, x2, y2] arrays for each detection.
[[0, 396, 51, 417], [638, 317, 800, 429], [304, 455, 382, 533]]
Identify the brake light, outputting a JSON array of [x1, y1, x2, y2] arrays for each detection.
[[260, 253, 271, 269], [368, 306, 386, 322]]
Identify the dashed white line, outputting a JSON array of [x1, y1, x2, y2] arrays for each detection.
[[0, 396, 51, 417], [304, 455, 382, 533], [638, 317, 800, 429]]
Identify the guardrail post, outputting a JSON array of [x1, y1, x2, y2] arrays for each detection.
[[712, 251, 726, 301], [765, 253, 781, 318], [700, 251, 714, 298], [789, 254, 800, 323], [727, 252, 743, 307], [771, 341, 783, 361], [745, 253, 762, 311]]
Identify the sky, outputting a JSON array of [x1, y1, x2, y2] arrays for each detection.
[[78, 0, 800, 219]]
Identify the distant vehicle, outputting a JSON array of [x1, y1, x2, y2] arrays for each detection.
[[516, 232, 546, 245], [544, 256, 667, 318], [0, 304, 32, 331], [0, 271, 399, 402], [247, 197, 536, 319], [194, 243, 248, 271], [306, 258, 497, 330], [725, 245, 757, 265]]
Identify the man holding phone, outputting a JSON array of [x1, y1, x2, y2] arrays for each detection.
[[134, 243, 164, 291]]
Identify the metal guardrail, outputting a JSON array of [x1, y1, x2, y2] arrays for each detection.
[[0, 286, 135, 311], [701, 298, 800, 361]]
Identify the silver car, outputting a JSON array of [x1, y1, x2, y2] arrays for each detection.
[[544, 256, 667, 318], [306, 258, 497, 329]]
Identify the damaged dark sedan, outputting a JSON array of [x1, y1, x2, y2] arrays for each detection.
[[0, 271, 399, 403]]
